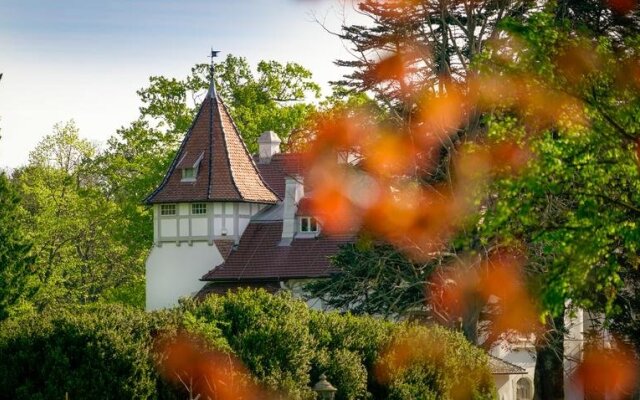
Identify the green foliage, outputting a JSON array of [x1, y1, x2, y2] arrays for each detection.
[[0, 172, 36, 320], [379, 325, 495, 400], [215, 55, 320, 152], [188, 290, 315, 399], [472, 10, 640, 395], [306, 242, 433, 318], [0, 290, 495, 400], [479, 10, 640, 318], [310, 311, 396, 400], [12, 121, 143, 309], [0, 304, 159, 399]]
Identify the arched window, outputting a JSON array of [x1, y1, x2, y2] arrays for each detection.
[[516, 377, 533, 400]]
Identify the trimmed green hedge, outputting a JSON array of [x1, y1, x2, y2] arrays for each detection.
[[0, 304, 159, 400], [378, 325, 495, 400], [186, 290, 315, 399], [0, 289, 495, 400]]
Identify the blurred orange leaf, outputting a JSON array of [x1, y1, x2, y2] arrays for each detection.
[[154, 332, 265, 400], [575, 345, 638, 399]]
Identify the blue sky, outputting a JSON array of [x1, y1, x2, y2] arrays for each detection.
[[0, 0, 361, 168]]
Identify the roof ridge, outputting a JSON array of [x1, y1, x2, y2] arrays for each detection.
[[217, 98, 280, 201], [212, 95, 242, 200], [488, 354, 527, 374]]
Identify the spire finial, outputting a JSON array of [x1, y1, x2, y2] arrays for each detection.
[[208, 49, 220, 98]]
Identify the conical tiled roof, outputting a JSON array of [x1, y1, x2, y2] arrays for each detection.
[[145, 91, 279, 204]]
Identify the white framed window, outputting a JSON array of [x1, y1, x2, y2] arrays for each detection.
[[191, 203, 207, 215], [516, 377, 533, 400], [300, 216, 319, 233], [182, 167, 196, 181], [160, 204, 176, 216]]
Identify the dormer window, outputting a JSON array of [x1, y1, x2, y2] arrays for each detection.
[[178, 151, 204, 182], [182, 167, 196, 181], [300, 216, 319, 233]]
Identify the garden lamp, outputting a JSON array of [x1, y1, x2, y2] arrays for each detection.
[[313, 373, 337, 400]]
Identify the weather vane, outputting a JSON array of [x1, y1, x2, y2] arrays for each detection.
[[208, 49, 221, 98], [209, 49, 220, 65]]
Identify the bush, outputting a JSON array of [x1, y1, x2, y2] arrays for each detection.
[[376, 325, 496, 400], [313, 348, 369, 400], [309, 311, 396, 400], [188, 289, 315, 399], [0, 290, 495, 400], [0, 304, 158, 400]]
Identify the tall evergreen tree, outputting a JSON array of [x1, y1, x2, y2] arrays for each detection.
[[0, 171, 35, 320], [334, 0, 535, 120]]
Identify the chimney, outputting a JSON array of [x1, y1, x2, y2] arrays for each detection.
[[258, 131, 282, 163], [280, 176, 304, 245]]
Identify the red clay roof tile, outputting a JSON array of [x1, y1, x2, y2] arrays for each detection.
[[202, 222, 354, 281], [254, 153, 305, 199], [145, 94, 278, 204]]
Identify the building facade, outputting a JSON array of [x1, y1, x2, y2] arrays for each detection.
[[144, 74, 351, 311]]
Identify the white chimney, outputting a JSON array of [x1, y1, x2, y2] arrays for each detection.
[[258, 131, 282, 163], [280, 176, 304, 245]]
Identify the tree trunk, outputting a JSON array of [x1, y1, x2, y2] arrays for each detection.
[[461, 294, 482, 344], [534, 314, 565, 400]]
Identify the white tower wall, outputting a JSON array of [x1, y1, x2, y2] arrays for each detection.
[[146, 242, 224, 311]]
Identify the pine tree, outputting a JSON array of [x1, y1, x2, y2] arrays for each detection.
[[0, 172, 35, 320]]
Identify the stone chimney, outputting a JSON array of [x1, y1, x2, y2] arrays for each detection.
[[280, 176, 304, 245], [258, 131, 282, 163]]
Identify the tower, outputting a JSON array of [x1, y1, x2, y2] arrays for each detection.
[[144, 52, 279, 310]]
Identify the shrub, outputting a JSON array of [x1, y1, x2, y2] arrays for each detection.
[[0, 290, 495, 400], [0, 304, 158, 400], [189, 289, 315, 399], [313, 347, 369, 400], [376, 324, 496, 400], [309, 311, 396, 400]]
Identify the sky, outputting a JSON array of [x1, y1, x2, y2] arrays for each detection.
[[0, 0, 363, 169]]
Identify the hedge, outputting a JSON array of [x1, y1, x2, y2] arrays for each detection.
[[0, 289, 496, 400], [0, 304, 159, 400]]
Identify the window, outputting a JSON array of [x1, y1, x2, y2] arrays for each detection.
[[516, 377, 533, 400], [182, 167, 196, 181], [160, 204, 176, 216], [191, 203, 207, 215], [300, 217, 319, 233]]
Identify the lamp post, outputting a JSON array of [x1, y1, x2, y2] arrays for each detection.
[[313, 373, 337, 400]]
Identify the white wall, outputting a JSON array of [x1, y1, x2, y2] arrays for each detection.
[[564, 308, 585, 400], [491, 344, 536, 400], [147, 201, 270, 311], [155, 202, 264, 244], [494, 375, 513, 400], [284, 279, 328, 311], [146, 241, 224, 311]]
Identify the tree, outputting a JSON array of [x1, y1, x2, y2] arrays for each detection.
[[475, 10, 640, 398], [305, 1, 640, 397], [555, 0, 640, 45], [215, 55, 321, 152], [0, 171, 36, 320], [307, 241, 433, 318], [13, 121, 143, 308], [333, 0, 536, 121]]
